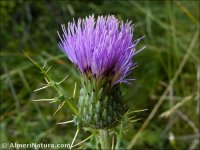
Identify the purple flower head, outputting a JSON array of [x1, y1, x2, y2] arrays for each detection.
[[58, 15, 144, 85]]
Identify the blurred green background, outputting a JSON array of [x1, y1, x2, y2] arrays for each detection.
[[0, 0, 199, 149]]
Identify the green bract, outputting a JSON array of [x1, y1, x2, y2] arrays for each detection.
[[78, 75, 126, 129]]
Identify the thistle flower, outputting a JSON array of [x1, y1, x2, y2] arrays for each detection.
[[58, 15, 144, 129]]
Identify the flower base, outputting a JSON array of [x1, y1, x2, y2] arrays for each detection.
[[78, 76, 126, 129]]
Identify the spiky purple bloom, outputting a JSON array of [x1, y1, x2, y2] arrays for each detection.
[[58, 15, 144, 129], [58, 15, 143, 85]]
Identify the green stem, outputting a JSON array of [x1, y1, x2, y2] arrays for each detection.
[[99, 129, 111, 150]]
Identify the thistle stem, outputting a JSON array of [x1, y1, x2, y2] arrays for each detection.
[[99, 129, 111, 150]]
